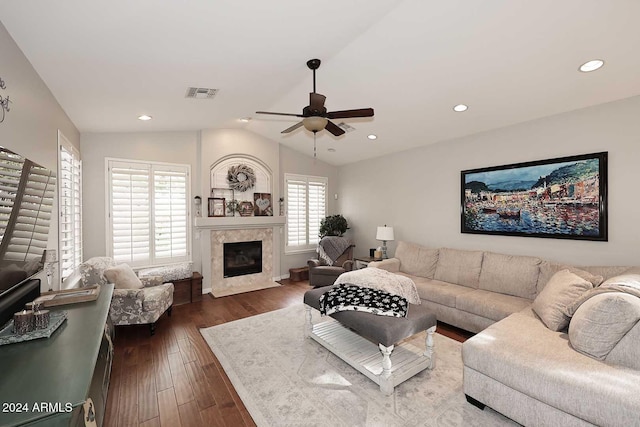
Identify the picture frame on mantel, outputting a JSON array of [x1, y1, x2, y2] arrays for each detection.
[[208, 197, 226, 217], [461, 152, 608, 241], [211, 188, 235, 216]]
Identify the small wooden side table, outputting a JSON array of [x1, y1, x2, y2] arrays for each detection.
[[172, 272, 203, 305]]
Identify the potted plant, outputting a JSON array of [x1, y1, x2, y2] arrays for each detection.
[[319, 214, 349, 237]]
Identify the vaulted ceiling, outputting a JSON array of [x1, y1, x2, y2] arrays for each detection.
[[2, 1, 639, 165]]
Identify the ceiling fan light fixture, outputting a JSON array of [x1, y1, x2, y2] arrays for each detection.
[[303, 116, 328, 132], [138, 114, 152, 121], [453, 104, 468, 112], [367, 134, 377, 140], [239, 117, 251, 123]]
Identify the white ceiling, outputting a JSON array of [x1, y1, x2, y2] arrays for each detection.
[[2, 0, 639, 165]]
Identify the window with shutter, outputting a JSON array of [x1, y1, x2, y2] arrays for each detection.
[[284, 173, 327, 252], [107, 159, 190, 267], [58, 137, 82, 284]]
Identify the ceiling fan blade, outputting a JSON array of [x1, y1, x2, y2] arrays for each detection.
[[325, 120, 345, 136], [327, 108, 374, 119], [256, 111, 304, 117], [309, 92, 326, 111], [281, 121, 304, 134]]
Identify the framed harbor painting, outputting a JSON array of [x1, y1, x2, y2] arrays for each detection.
[[461, 152, 608, 241]]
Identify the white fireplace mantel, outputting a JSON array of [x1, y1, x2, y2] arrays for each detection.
[[194, 216, 285, 230]]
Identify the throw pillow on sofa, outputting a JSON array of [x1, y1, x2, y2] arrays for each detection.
[[104, 264, 144, 289], [532, 269, 593, 331], [563, 273, 640, 317], [536, 261, 603, 294], [394, 241, 439, 278], [568, 292, 640, 360]]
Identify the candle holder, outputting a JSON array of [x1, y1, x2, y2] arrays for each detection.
[[13, 310, 34, 335], [33, 302, 50, 329]]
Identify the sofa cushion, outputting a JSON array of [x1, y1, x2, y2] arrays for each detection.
[[568, 293, 640, 361], [462, 308, 640, 427], [479, 252, 541, 300], [104, 264, 144, 290], [404, 274, 474, 308], [605, 319, 640, 370], [394, 241, 439, 278], [536, 261, 604, 294], [138, 261, 193, 282], [455, 289, 532, 322], [532, 269, 592, 331], [433, 248, 483, 288]]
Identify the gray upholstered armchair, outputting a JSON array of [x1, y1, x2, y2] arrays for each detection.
[[79, 257, 174, 335], [307, 237, 354, 287]]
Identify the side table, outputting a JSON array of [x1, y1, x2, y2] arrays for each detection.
[[172, 272, 203, 305], [354, 256, 380, 269]]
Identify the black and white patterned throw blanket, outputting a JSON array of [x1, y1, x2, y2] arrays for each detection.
[[319, 284, 408, 318]]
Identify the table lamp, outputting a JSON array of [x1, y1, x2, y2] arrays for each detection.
[[376, 225, 394, 259]]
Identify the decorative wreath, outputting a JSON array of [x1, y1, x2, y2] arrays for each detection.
[[227, 164, 256, 192]]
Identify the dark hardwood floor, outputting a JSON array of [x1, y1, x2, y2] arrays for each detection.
[[104, 279, 474, 427]]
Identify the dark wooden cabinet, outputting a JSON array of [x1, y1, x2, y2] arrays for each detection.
[[0, 284, 114, 426], [172, 272, 203, 305]]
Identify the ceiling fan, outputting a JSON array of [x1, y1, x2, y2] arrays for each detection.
[[256, 59, 374, 136]]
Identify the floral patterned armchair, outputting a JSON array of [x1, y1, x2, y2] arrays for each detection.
[[79, 257, 174, 335]]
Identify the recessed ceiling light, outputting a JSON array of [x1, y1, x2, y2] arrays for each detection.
[[579, 59, 604, 73], [453, 104, 468, 112], [327, 148, 336, 152], [138, 115, 152, 121], [239, 117, 251, 123], [367, 134, 377, 140]]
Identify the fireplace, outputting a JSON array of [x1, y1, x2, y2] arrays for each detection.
[[223, 240, 262, 278]]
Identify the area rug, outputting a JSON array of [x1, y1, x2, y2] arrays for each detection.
[[200, 304, 518, 427]]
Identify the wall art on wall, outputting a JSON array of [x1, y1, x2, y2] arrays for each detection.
[[461, 152, 608, 241], [253, 193, 272, 216], [0, 77, 11, 123]]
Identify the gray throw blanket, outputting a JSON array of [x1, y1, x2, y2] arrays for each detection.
[[318, 236, 351, 266]]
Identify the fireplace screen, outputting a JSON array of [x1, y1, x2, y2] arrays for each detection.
[[223, 240, 262, 278]]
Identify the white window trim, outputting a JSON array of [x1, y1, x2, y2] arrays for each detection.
[[284, 173, 328, 254], [58, 131, 82, 289], [105, 157, 192, 268]]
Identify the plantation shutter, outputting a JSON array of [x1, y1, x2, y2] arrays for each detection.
[[285, 174, 327, 251], [153, 167, 188, 260], [308, 179, 326, 245], [58, 143, 82, 281], [3, 162, 54, 262], [286, 178, 307, 247], [0, 149, 23, 242], [108, 159, 190, 267], [109, 162, 151, 264]]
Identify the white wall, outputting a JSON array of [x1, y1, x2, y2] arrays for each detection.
[[338, 95, 640, 267], [0, 22, 80, 290], [80, 131, 200, 269], [279, 144, 341, 274]]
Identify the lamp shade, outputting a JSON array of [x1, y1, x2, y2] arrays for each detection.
[[302, 116, 328, 132], [376, 226, 394, 241]]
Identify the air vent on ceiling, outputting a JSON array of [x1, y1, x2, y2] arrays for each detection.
[[337, 122, 356, 133], [185, 87, 219, 99]]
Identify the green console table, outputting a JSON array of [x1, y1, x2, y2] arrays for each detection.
[[0, 283, 114, 427]]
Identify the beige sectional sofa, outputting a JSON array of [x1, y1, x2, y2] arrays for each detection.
[[370, 241, 640, 426]]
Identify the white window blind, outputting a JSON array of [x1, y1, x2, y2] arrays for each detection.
[[107, 159, 190, 267], [58, 142, 82, 282], [285, 174, 327, 252]]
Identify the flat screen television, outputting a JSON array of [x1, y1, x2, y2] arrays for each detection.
[[0, 146, 56, 325]]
